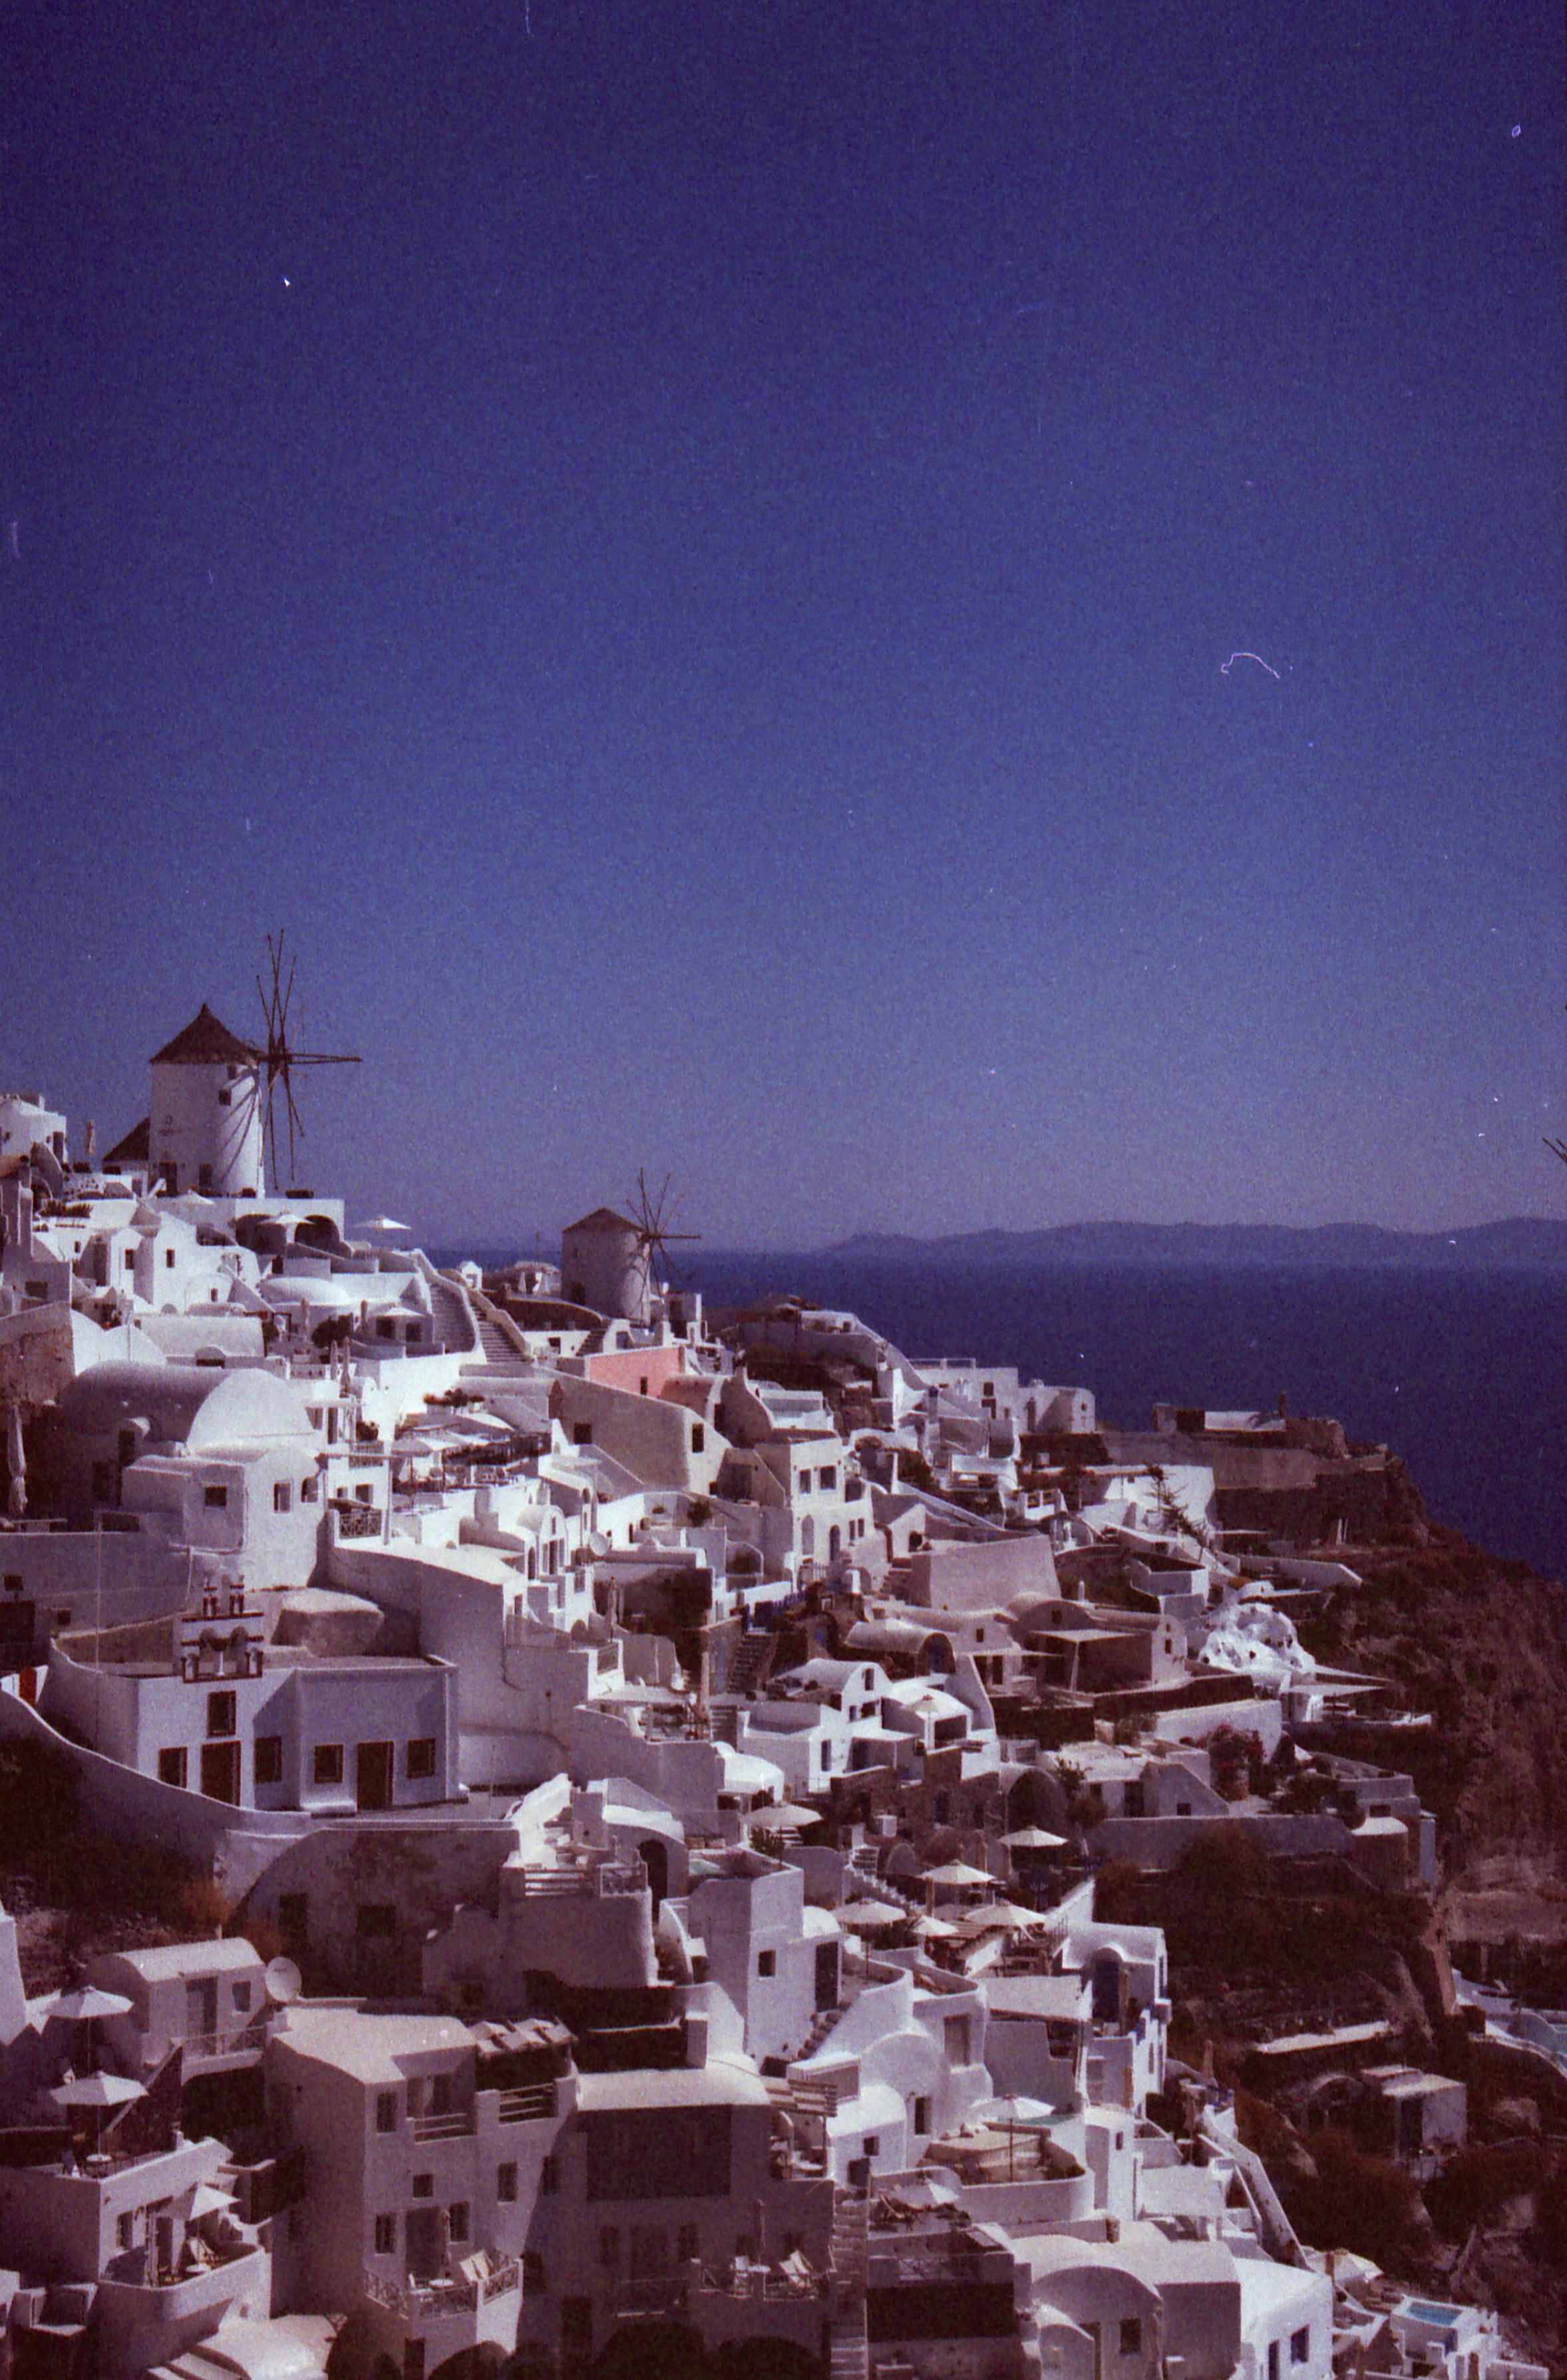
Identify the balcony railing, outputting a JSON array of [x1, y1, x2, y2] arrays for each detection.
[[366, 2256, 521, 2319], [409, 2109, 476, 2142], [496, 2083, 557, 2125]]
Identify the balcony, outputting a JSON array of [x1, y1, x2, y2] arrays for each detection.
[[496, 2083, 557, 2125], [409, 2109, 477, 2143]]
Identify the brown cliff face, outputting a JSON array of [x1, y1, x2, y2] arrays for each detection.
[[1298, 1532, 1567, 1900]]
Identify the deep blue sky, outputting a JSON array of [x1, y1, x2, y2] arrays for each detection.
[[0, 0, 1562, 1250]]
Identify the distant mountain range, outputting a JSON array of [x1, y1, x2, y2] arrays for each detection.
[[819, 1218, 1567, 1270]]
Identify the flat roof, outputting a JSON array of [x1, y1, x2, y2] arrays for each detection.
[[576, 2061, 769, 2113]]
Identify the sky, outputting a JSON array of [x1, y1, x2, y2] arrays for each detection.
[[0, 0, 1562, 1253]]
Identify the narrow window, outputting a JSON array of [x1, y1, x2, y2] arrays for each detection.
[[406, 1737, 436, 1780], [496, 2163, 517, 2203], [757, 1949, 776, 1978], [1291, 2331, 1311, 2365], [448, 2202, 470, 2244], [254, 1735, 282, 1786], [374, 2214, 396, 2256], [375, 2093, 398, 2134], [1120, 2319, 1142, 2357], [207, 1691, 236, 1738], [313, 1743, 344, 1786], [158, 1747, 188, 1788], [677, 2224, 699, 2263], [273, 1481, 292, 1513], [540, 2155, 560, 2196]]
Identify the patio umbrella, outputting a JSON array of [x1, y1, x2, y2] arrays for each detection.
[[956, 1899, 1053, 1934], [1001, 1826, 1069, 1852], [355, 1215, 412, 1236], [41, 1987, 133, 2023], [839, 1897, 910, 1930], [50, 2073, 145, 2109], [922, 1860, 993, 1903], [974, 2093, 1056, 2178]]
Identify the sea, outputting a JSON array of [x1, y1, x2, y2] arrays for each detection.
[[448, 1248, 1566, 1584]]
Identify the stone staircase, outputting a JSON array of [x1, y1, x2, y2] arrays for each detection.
[[725, 1627, 776, 1697], [826, 2182, 869, 2380]]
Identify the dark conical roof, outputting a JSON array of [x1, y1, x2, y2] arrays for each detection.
[[564, 1206, 641, 1235], [150, 1003, 259, 1067]]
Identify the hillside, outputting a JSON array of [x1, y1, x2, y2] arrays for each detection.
[[823, 1218, 1567, 1270]]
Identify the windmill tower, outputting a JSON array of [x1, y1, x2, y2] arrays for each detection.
[[148, 1007, 266, 1198], [146, 937, 358, 1200], [559, 1174, 699, 1323]]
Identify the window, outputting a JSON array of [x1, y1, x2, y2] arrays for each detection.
[[207, 1691, 236, 1738], [863, 2136, 880, 2157], [677, 2224, 699, 2263], [691, 1425, 705, 1451], [273, 1481, 291, 1513], [599, 2228, 620, 2268], [540, 2155, 560, 2196], [573, 1423, 593, 1446], [233, 1981, 252, 2011], [1291, 2331, 1311, 2365], [203, 1484, 228, 1508], [374, 2214, 396, 2256], [357, 1904, 396, 1940], [254, 1735, 282, 1786], [124, 1250, 136, 1270], [1120, 2320, 1142, 2357], [757, 1949, 776, 1978], [496, 2162, 517, 2203], [376, 2093, 398, 2134], [912, 2097, 930, 2135], [944, 2015, 970, 2064], [313, 1743, 344, 1786], [165, 1247, 176, 1268], [820, 1465, 835, 1490], [431, 2073, 453, 2116], [411, 2174, 434, 2199], [117, 2212, 135, 2250], [448, 2202, 469, 2244], [301, 1476, 318, 1502], [406, 1737, 436, 1780], [355, 1483, 372, 1504], [3, 1575, 20, 1594], [158, 1747, 188, 1788], [1268, 2344, 1280, 2380]]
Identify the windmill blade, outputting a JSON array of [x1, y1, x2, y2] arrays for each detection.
[[252, 932, 361, 1192]]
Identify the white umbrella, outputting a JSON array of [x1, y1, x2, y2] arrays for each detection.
[[840, 1897, 910, 1930], [51, 2073, 145, 2109], [42, 1987, 133, 2023], [1001, 1826, 1070, 1852], [355, 1215, 412, 1236], [956, 1899, 1053, 1934]]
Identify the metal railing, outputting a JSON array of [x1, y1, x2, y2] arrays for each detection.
[[366, 2257, 521, 2318]]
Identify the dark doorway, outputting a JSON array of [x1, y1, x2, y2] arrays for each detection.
[[357, 1741, 393, 1810], [637, 1837, 669, 1913], [405, 2206, 442, 2281], [200, 1741, 240, 1804]]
